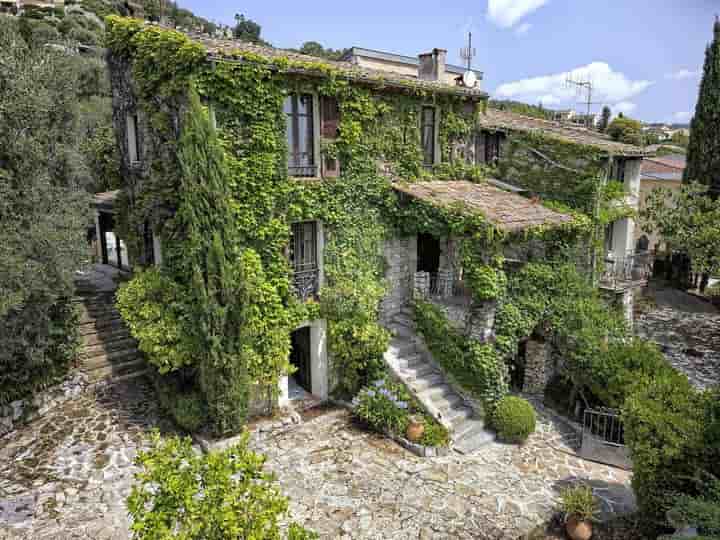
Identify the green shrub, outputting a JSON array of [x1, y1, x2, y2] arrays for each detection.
[[622, 374, 709, 526], [171, 391, 206, 432], [491, 396, 536, 443], [419, 419, 450, 447], [413, 299, 508, 410], [127, 432, 317, 540], [560, 485, 600, 522], [353, 377, 410, 435], [116, 268, 195, 374]]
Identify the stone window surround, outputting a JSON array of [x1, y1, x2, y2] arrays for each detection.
[[420, 104, 441, 167], [289, 220, 325, 294], [126, 112, 140, 165]]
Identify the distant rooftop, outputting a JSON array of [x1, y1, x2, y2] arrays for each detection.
[[478, 108, 650, 156], [393, 180, 573, 233], [168, 27, 488, 100], [341, 46, 483, 79]]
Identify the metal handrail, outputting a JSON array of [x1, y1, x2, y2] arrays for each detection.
[[600, 250, 653, 288]]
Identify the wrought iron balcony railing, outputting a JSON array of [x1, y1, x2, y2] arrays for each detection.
[[413, 271, 472, 304], [288, 165, 319, 178], [292, 264, 319, 301], [600, 250, 653, 290]]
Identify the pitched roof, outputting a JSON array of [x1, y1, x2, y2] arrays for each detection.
[[477, 108, 650, 156], [181, 31, 488, 100], [341, 46, 484, 78], [393, 180, 573, 233]]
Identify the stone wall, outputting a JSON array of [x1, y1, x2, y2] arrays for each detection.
[[522, 339, 552, 394], [0, 373, 89, 437], [380, 235, 417, 325]]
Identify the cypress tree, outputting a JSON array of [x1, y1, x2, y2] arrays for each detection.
[[684, 17, 720, 194]]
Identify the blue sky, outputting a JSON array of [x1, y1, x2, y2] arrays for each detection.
[[180, 0, 718, 123]]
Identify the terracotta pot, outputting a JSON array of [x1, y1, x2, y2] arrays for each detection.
[[405, 420, 425, 442], [565, 516, 593, 540]]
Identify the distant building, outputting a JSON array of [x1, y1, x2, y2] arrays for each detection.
[[341, 47, 484, 88], [551, 109, 599, 128], [1, 0, 64, 13], [635, 154, 686, 251]]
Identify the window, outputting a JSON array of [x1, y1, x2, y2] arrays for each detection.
[[126, 114, 139, 164], [290, 221, 319, 300], [284, 94, 316, 177], [421, 106, 436, 168], [472, 131, 503, 164], [604, 221, 615, 255]]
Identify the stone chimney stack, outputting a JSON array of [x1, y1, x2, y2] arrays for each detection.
[[418, 48, 447, 81]]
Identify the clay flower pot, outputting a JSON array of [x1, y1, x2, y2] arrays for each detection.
[[405, 419, 425, 442], [565, 516, 593, 540]]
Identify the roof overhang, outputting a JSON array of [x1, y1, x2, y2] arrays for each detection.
[[393, 180, 573, 233]]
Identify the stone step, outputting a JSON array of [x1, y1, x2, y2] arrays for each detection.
[[386, 339, 417, 358], [431, 392, 463, 413], [390, 314, 414, 328], [453, 420, 495, 454], [81, 348, 139, 371], [79, 309, 121, 324], [453, 416, 487, 440], [407, 372, 445, 392], [79, 315, 124, 333], [397, 362, 436, 381], [388, 323, 415, 338], [84, 358, 147, 382], [392, 352, 424, 369], [445, 405, 475, 426], [81, 326, 132, 346], [419, 384, 454, 402], [81, 337, 138, 359]]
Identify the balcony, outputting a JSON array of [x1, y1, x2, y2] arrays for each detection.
[[413, 270, 472, 307], [599, 251, 653, 291], [292, 263, 319, 302]]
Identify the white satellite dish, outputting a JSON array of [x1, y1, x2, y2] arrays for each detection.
[[462, 70, 477, 88]]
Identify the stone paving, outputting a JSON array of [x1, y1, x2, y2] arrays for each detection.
[[635, 285, 720, 390], [0, 377, 634, 540]]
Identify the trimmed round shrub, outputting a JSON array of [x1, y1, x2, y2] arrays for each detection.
[[171, 391, 206, 432], [491, 396, 536, 443]]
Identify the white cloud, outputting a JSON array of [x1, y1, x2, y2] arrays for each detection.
[[487, 0, 549, 28], [665, 68, 700, 80], [515, 23, 532, 35], [494, 62, 654, 107], [613, 101, 637, 114], [537, 94, 561, 106], [673, 111, 693, 122]]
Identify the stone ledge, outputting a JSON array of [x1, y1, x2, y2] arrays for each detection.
[[0, 373, 90, 438]]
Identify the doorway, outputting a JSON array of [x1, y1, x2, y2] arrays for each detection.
[[289, 326, 312, 399], [98, 212, 130, 270], [417, 233, 441, 273]]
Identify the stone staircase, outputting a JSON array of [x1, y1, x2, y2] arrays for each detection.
[[383, 307, 495, 454], [74, 292, 147, 383]]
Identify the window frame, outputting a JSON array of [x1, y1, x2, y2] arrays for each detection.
[[285, 93, 320, 178], [126, 113, 140, 165], [421, 105, 438, 168]]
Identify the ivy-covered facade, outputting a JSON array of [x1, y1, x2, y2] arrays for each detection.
[[103, 17, 647, 435]]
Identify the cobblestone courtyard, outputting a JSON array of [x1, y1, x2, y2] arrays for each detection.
[[0, 378, 633, 540]]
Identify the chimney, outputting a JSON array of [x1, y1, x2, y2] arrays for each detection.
[[418, 48, 447, 81]]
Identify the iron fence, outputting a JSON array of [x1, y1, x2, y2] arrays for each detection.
[[582, 407, 625, 447], [413, 271, 471, 300], [600, 250, 653, 289], [292, 265, 319, 301]]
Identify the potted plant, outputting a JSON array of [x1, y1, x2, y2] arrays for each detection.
[[560, 485, 599, 540], [405, 415, 425, 442]]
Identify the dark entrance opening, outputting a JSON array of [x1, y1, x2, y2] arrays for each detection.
[[98, 211, 130, 270], [510, 339, 527, 391], [290, 326, 312, 394], [417, 233, 441, 273]]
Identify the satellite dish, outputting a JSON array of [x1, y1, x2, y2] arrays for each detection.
[[462, 70, 477, 88]]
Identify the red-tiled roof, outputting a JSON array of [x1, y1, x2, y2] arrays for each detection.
[[642, 156, 686, 175], [393, 180, 573, 233]]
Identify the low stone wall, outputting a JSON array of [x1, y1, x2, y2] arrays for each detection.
[[380, 236, 416, 325], [523, 339, 553, 394], [0, 373, 90, 437]]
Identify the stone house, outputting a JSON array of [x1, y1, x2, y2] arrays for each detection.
[[102, 19, 646, 446], [635, 154, 685, 251]]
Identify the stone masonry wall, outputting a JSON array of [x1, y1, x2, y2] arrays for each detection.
[[523, 339, 552, 394], [380, 235, 417, 325]]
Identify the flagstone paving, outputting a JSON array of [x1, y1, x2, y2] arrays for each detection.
[[0, 377, 634, 540]]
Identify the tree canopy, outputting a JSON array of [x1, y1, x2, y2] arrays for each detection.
[[684, 17, 720, 192], [606, 115, 644, 145]]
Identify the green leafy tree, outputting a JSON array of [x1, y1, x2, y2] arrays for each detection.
[[296, 41, 348, 61], [684, 17, 720, 192], [0, 17, 89, 402], [599, 105, 611, 132], [607, 115, 644, 145], [641, 182, 720, 278], [127, 432, 318, 540], [233, 13, 264, 44]]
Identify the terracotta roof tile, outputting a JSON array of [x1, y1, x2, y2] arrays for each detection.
[[394, 180, 573, 232], [179, 30, 488, 99], [478, 108, 650, 157]]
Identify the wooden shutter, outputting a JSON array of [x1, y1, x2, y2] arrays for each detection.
[[321, 97, 340, 139]]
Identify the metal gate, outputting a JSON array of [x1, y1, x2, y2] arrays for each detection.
[[580, 407, 632, 469]]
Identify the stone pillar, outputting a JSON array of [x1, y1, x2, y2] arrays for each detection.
[[467, 301, 496, 343], [523, 339, 551, 394], [380, 236, 417, 325]]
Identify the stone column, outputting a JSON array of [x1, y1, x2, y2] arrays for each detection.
[[523, 339, 551, 394]]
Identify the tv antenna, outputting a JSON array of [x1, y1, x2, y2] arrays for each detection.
[[564, 73, 601, 128], [459, 32, 477, 87]]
